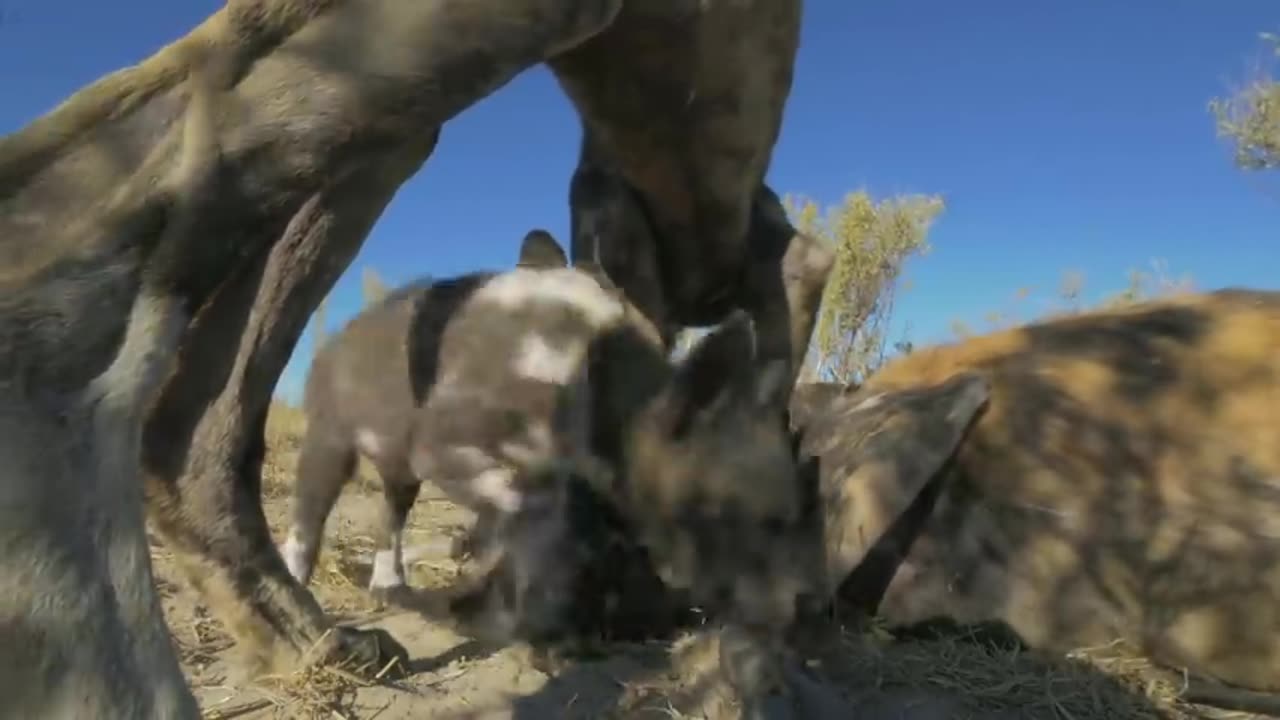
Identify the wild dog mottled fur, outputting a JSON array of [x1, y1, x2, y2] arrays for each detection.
[[552, 0, 834, 400]]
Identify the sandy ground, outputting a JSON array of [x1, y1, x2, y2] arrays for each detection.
[[145, 404, 1260, 720]]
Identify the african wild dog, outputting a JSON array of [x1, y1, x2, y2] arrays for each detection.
[[798, 288, 1280, 713]]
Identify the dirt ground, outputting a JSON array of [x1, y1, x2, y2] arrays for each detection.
[[146, 404, 1262, 720]]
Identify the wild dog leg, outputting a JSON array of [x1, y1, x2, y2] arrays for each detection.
[[142, 144, 438, 678]]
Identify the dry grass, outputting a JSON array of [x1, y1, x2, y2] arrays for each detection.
[[220, 627, 410, 720], [146, 402, 406, 719], [193, 648, 409, 720], [262, 401, 307, 501], [819, 624, 1204, 719], [605, 623, 1237, 720], [149, 539, 379, 720]]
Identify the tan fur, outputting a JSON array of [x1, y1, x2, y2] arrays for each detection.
[[806, 289, 1280, 695], [0, 49, 228, 719], [0, 0, 339, 190], [551, 1, 801, 280]]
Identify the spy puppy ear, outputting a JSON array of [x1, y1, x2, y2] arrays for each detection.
[[517, 229, 568, 268]]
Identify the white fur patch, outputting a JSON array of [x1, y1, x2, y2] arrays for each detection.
[[355, 428, 381, 458], [514, 333, 583, 384], [281, 527, 309, 584], [470, 467, 523, 513], [369, 549, 405, 590], [479, 267, 624, 328]]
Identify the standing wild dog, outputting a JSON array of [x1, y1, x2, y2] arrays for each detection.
[[798, 288, 1280, 713]]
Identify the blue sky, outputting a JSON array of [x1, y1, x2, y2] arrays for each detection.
[[3, 0, 1276, 403]]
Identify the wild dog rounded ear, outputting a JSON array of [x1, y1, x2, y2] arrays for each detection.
[[517, 229, 568, 268], [654, 310, 758, 438]]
